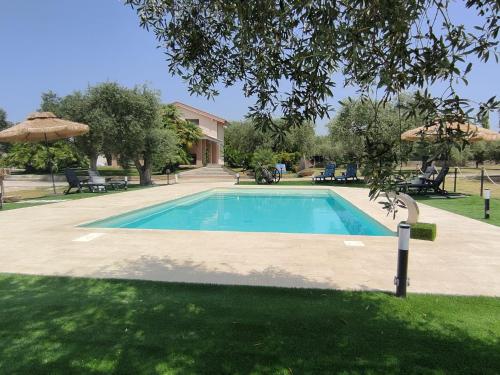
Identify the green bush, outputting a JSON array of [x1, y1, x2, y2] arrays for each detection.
[[410, 222, 437, 241], [0, 141, 88, 173], [275, 151, 300, 170], [251, 149, 277, 169]]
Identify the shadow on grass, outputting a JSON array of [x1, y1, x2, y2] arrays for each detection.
[[0, 274, 499, 374]]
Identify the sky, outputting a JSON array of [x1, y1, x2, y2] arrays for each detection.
[[0, 0, 499, 134]]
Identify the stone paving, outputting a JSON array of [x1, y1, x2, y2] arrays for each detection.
[[0, 182, 499, 296]]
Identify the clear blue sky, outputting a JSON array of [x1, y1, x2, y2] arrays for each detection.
[[1, 0, 498, 134]]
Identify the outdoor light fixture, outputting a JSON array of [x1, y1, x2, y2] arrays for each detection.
[[236, 173, 240, 184], [484, 189, 491, 219], [395, 223, 411, 298]]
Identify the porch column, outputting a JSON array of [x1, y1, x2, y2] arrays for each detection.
[[212, 142, 218, 165]]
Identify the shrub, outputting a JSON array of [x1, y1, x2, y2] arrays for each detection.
[[410, 222, 437, 241], [1, 141, 88, 173], [275, 151, 300, 170], [251, 149, 277, 169]]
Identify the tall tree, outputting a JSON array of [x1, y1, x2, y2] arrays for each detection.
[[328, 98, 414, 166], [160, 104, 202, 165], [94, 83, 179, 185], [0, 108, 8, 132], [0, 108, 11, 153], [126, 0, 499, 197], [40, 89, 112, 170]]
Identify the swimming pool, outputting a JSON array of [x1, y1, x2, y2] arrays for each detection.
[[83, 188, 393, 236]]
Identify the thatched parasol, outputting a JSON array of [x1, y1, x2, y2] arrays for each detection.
[[401, 121, 500, 143], [0, 112, 89, 194]]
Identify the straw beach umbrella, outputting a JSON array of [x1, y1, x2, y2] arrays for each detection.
[[401, 121, 500, 143], [0, 112, 89, 194]]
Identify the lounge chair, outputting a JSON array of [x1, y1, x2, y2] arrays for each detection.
[[88, 169, 127, 190], [312, 163, 336, 182], [335, 163, 358, 183], [419, 164, 437, 180], [399, 166, 449, 195], [275, 163, 287, 175], [64, 169, 108, 194], [64, 169, 89, 194]]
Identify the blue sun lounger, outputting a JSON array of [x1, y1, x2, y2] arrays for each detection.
[[312, 163, 336, 182]]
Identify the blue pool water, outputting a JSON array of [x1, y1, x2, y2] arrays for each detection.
[[83, 188, 393, 236]]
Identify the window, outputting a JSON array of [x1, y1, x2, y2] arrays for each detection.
[[186, 119, 199, 125]]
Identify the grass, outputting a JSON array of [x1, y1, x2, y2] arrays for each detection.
[[0, 184, 152, 211], [414, 195, 500, 227], [0, 274, 499, 374]]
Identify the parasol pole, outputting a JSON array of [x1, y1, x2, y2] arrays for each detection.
[[44, 133, 56, 194]]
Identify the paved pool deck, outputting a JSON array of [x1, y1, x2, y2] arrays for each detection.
[[0, 182, 499, 296]]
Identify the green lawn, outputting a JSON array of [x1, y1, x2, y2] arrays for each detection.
[[0, 184, 152, 211], [0, 274, 499, 374], [415, 195, 500, 227]]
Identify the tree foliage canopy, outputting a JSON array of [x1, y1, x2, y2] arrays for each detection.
[[1, 141, 87, 173], [0, 108, 9, 132], [224, 119, 315, 169], [126, 0, 499, 200], [126, 0, 499, 130], [40, 83, 180, 185], [161, 104, 202, 165], [0, 107, 11, 153]]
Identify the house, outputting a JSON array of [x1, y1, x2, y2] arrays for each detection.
[[102, 102, 227, 168], [173, 102, 227, 166]]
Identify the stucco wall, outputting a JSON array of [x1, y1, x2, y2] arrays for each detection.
[[176, 106, 220, 140]]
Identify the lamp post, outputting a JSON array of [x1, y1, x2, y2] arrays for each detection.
[[236, 173, 240, 185], [484, 189, 491, 219], [395, 223, 411, 298]]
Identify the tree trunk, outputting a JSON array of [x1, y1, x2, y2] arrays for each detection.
[[105, 153, 113, 166], [134, 158, 153, 186], [90, 153, 98, 171]]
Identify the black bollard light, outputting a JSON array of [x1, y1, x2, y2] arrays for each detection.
[[484, 189, 491, 219], [236, 173, 240, 185], [395, 223, 411, 298]]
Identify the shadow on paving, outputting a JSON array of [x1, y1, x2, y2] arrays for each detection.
[[90, 255, 339, 289], [0, 274, 499, 374]]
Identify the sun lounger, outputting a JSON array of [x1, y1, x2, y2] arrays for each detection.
[[64, 169, 108, 194], [312, 163, 336, 182], [88, 169, 127, 190], [64, 168, 88, 194], [398, 166, 449, 195], [335, 163, 358, 183]]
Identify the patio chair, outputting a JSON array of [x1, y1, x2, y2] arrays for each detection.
[[87, 175, 109, 193], [88, 169, 127, 190], [312, 163, 336, 182], [419, 164, 438, 180], [399, 166, 449, 195], [335, 163, 358, 183], [64, 168, 88, 194]]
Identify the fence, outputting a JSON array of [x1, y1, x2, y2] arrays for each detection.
[[443, 166, 500, 198]]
